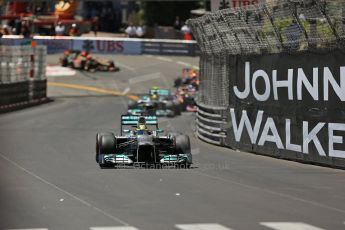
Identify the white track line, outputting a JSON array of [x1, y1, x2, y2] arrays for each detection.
[[5, 229, 48, 230], [260, 222, 325, 230], [156, 57, 173, 62], [121, 87, 131, 95], [128, 72, 161, 84], [115, 61, 137, 72], [176, 223, 233, 230], [176, 61, 191, 67], [0, 153, 130, 226], [90, 227, 139, 230], [46, 66, 76, 77]]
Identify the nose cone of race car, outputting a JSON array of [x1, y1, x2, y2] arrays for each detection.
[[137, 134, 153, 146]]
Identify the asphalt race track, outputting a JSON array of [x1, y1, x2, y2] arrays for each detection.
[[0, 54, 344, 230]]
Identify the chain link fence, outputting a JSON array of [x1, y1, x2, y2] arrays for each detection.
[[0, 45, 47, 110], [188, 0, 345, 107], [0, 45, 46, 83]]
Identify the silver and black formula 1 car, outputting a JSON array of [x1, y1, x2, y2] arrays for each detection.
[[95, 115, 192, 168], [127, 88, 181, 117]]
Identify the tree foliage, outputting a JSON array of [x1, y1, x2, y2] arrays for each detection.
[[142, 1, 201, 26]]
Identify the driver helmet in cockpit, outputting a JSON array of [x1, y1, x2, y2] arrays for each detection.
[[150, 91, 159, 100], [136, 116, 148, 134]]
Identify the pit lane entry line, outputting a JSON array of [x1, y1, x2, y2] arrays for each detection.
[[48, 82, 138, 101]]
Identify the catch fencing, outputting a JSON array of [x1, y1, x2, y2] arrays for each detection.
[[0, 45, 47, 111], [188, 0, 345, 168]]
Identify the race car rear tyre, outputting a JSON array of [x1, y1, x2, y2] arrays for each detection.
[[96, 132, 115, 163], [127, 100, 137, 109], [174, 102, 182, 116], [176, 135, 191, 154], [61, 58, 68, 67], [99, 135, 117, 168], [165, 101, 176, 117]]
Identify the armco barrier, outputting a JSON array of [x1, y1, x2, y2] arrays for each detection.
[[0, 36, 199, 56], [195, 100, 227, 146], [142, 39, 199, 56]]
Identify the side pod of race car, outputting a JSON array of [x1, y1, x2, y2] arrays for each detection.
[[95, 115, 192, 168]]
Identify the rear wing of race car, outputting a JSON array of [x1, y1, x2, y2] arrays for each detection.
[[149, 89, 170, 96], [121, 115, 158, 135]]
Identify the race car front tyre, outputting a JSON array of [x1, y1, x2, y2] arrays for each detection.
[[99, 135, 117, 168], [96, 132, 114, 163]]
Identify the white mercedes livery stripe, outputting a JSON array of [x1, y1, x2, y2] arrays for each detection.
[[260, 222, 325, 230], [175, 223, 233, 230], [90, 227, 139, 230]]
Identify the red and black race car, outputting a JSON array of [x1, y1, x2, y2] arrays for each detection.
[[60, 50, 120, 72], [174, 68, 199, 112]]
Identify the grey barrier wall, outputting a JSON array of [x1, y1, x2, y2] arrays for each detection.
[[142, 40, 199, 56], [0, 45, 47, 111], [188, 0, 345, 168]]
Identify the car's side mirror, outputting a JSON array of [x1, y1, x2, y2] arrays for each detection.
[[156, 129, 164, 133]]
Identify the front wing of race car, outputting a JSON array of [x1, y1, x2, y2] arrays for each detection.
[[97, 135, 192, 166], [101, 152, 191, 165]]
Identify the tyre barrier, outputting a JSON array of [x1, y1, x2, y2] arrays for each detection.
[[31, 79, 47, 100], [0, 79, 47, 113], [0, 82, 29, 106], [195, 100, 228, 146]]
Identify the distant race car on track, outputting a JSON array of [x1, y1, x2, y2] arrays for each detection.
[[127, 88, 182, 117], [174, 68, 199, 112], [60, 50, 120, 72], [95, 115, 192, 168]]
